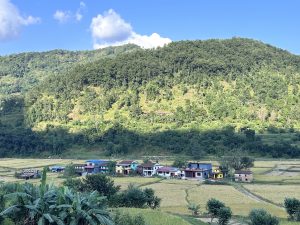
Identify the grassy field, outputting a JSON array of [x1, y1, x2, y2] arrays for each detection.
[[243, 184, 300, 206], [113, 177, 162, 190], [0, 158, 84, 169], [187, 184, 286, 218], [117, 208, 192, 225]]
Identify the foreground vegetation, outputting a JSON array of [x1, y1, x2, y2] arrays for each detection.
[[1, 158, 300, 224]]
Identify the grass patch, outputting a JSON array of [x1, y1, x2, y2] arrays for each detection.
[[243, 184, 300, 206], [187, 184, 286, 218], [117, 208, 191, 225]]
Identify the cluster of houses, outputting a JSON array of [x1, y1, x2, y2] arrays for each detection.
[[47, 159, 253, 182], [16, 159, 253, 183]]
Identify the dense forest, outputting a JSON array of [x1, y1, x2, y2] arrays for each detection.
[[1, 38, 300, 158]]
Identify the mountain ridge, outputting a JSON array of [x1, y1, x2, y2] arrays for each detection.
[[1, 38, 300, 158]]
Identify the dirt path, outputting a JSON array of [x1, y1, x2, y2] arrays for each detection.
[[198, 217, 246, 225], [234, 184, 284, 208], [234, 185, 262, 202]]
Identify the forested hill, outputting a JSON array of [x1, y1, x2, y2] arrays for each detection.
[[0, 44, 139, 95], [2, 38, 300, 158]]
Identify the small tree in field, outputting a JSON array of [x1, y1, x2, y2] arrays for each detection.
[[187, 203, 200, 216], [249, 209, 279, 225], [217, 207, 232, 225], [206, 198, 225, 223], [63, 163, 76, 177], [284, 198, 300, 221]]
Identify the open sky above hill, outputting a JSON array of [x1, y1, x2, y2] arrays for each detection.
[[0, 0, 299, 55]]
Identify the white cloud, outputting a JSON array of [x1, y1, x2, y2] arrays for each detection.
[[54, 2, 86, 24], [53, 10, 71, 23], [0, 0, 40, 41], [91, 9, 171, 49]]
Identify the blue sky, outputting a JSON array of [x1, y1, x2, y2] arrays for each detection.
[[0, 0, 300, 55]]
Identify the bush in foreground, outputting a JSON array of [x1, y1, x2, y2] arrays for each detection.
[[284, 197, 300, 221], [249, 209, 279, 225]]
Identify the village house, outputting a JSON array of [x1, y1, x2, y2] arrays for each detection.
[[19, 169, 41, 180], [98, 161, 110, 173], [211, 167, 224, 179], [181, 162, 212, 180], [156, 166, 180, 178], [138, 161, 163, 177], [116, 160, 139, 175], [49, 166, 65, 173], [234, 170, 253, 182], [74, 164, 86, 176], [85, 160, 109, 174]]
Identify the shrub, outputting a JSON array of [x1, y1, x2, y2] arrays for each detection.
[[113, 184, 161, 209], [113, 211, 145, 225], [206, 198, 225, 223], [284, 198, 300, 221], [217, 207, 232, 225], [63, 163, 76, 177], [187, 203, 200, 216], [249, 209, 279, 225]]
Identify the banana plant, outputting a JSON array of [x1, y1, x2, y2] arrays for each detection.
[[0, 170, 113, 225]]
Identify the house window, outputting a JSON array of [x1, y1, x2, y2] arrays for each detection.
[[197, 172, 201, 176], [166, 172, 169, 174], [158, 171, 162, 174]]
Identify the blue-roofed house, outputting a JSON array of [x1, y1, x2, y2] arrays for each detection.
[[85, 160, 109, 174], [181, 162, 213, 180], [49, 166, 65, 173]]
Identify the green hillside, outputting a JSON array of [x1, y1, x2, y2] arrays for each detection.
[[1, 38, 300, 158]]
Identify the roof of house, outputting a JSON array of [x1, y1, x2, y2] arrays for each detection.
[[84, 165, 95, 169], [117, 160, 137, 165], [99, 162, 109, 167], [74, 164, 86, 167], [184, 168, 209, 172], [235, 170, 253, 175], [188, 162, 212, 165], [86, 159, 108, 163], [157, 166, 179, 172], [50, 166, 65, 170], [140, 162, 157, 168]]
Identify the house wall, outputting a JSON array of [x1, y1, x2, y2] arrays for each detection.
[[131, 163, 138, 171], [116, 165, 124, 174], [157, 170, 180, 178], [142, 164, 162, 176], [234, 174, 253, 182]]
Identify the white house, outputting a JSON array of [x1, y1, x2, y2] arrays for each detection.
[[138, 161, 163, 177], [156, 166, 181, 178]]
